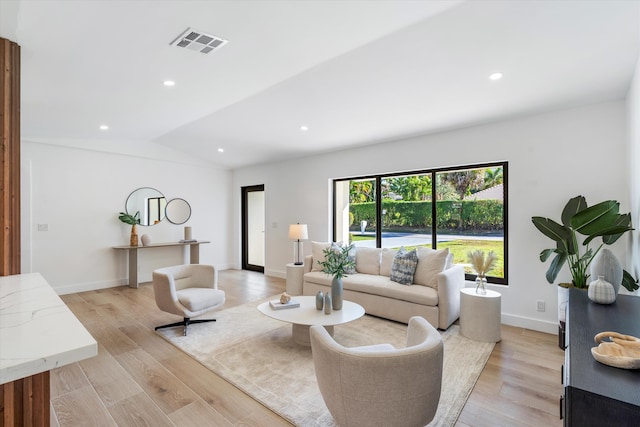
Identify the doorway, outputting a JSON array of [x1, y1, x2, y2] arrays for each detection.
[[241, 185, 265, 272]]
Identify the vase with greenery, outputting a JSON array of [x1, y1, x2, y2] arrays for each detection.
[[317, 243, 356, 310], [531, 195, 638, 292], [119, 211, 141, 246]]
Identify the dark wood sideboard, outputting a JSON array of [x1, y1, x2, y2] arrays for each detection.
[[562, 288, 640, 426]]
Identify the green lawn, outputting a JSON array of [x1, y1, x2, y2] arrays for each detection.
[[349, 234, 504, 278]]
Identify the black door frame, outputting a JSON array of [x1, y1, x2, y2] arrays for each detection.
[[241, 184, 265, 273]]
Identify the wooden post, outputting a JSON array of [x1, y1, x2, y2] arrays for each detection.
[[0, 37, 49, 427], [0, 37, 21, 276]]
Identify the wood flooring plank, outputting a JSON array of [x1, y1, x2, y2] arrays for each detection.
[[168, 399, 234, 427], [119, 322, 187, 362], [107, 392, 175, 427], [78, 346, 142, 406], [51, 385, 117, 427], [50, 362, 90, 399], [114, 348, 198, 414]]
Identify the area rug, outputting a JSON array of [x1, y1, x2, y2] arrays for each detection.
[[156, 301, 494, 426]]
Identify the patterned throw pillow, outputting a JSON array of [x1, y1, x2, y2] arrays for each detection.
[[390, 247, 418, 285]]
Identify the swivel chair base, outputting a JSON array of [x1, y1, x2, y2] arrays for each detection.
[[155, 317, 216, 336]]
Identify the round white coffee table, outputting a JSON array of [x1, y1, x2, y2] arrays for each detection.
[[257, 295, 365, 346]]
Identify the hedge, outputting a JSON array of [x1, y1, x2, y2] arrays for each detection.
[[350, 200, 503, 232]]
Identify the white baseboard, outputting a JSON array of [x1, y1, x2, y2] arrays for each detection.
[[55, 278, 126, 295], [501, 313, 558, 335], [265, 268, 286, 279]]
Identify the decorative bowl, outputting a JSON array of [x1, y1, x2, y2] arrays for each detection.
[[591, 331, 640, 369]]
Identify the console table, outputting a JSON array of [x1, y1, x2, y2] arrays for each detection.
[[562, 288, 640, 426], [113, 240, 210, 288]]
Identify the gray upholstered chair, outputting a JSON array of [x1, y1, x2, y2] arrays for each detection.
[[309, 316, 443, 427], [152, 264, 225, 336]]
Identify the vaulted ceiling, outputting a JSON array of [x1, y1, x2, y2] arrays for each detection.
[[2, 0, 639, 169]]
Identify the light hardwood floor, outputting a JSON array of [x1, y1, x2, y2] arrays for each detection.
[[52, 270, 564, 426]]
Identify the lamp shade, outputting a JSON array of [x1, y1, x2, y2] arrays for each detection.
[[288, 223, 308, 240]]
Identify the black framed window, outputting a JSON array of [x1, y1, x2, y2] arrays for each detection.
[[333, 162, 508, 284]]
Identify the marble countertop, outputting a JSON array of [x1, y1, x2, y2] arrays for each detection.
[[0, 273, 97, 384]]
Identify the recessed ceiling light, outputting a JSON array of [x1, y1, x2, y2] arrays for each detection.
[[300, 125, 309, 131], [99, 125, 109, 130], [218, 148, 224, 153], [163, 80, 175, 87], [489, 72, 503, 81]]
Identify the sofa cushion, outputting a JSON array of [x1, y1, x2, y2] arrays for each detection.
[[390, 247, 418, 285], [356, 247, 382, 275], [311, 241, 331, 271], [380, 248, 397, 277], [445, 251, 454, 269], [304, 272, 439, 306], [414, 247, 450, 288]]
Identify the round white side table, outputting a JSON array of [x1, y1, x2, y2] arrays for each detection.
[[286, 263, 305, 295], [460, 288, 501, 343]]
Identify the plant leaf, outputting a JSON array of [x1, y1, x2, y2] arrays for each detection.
[[571, 200, 619, 235], [621, 270, 639, 292], [602, 213, 633, 245], [545, 252, 567, 284], [532, 217, 570, 244], [583, 224, 634, 246], [561, 195, 587, 227], [539, 249, 555, 262]]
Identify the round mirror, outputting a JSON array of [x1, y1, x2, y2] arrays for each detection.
[[125, 187, 166, 226], [165, 198, 192, 224]]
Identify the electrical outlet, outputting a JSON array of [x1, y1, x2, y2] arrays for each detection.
[[37, 224, 48, 231], [536, 300, 546, 312]]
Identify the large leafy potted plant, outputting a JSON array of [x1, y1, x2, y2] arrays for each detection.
[[317, 243, 356, 311], [532, 195, 638, 292], [119, 211, 140, 246]]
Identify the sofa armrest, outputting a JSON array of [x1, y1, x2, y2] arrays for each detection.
[[304, 255, 313, 273], [436, 265, 465, 329]]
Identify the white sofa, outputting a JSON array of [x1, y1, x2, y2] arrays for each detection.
[[302, 244, 465, 330]]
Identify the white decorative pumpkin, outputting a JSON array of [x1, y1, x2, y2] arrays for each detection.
[[588, 276, 616, 305]]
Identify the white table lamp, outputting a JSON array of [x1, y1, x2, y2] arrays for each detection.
[[289, 223, 308, 265]]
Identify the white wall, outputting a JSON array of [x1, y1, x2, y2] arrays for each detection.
[[627, 56, 640, 292], [232, 100, 631, 333], [21, 141, 233, 294]]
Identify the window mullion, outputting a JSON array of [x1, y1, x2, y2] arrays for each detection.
[[376, 176, 382, 248], [431, 171, 437, 249]]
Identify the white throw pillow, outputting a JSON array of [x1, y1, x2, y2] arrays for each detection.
[[380, 248, 398, 277], [311, 241, 331, 272], [414, 247, 450, 288], [355, 247, 382, 275]]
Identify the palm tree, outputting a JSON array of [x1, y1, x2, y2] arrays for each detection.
[[349, 180, 375, 203], [441, 170, 485, 200], [483, 167, 503, 189]]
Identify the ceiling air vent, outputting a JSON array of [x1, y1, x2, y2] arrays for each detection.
[[170, 27, 228, 54]]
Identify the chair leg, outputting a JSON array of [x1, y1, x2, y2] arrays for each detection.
[[155, 317, 217, 336]]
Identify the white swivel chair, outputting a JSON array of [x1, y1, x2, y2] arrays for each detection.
[[310, 316, 443, 427], [152, 264, 225, 336]]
